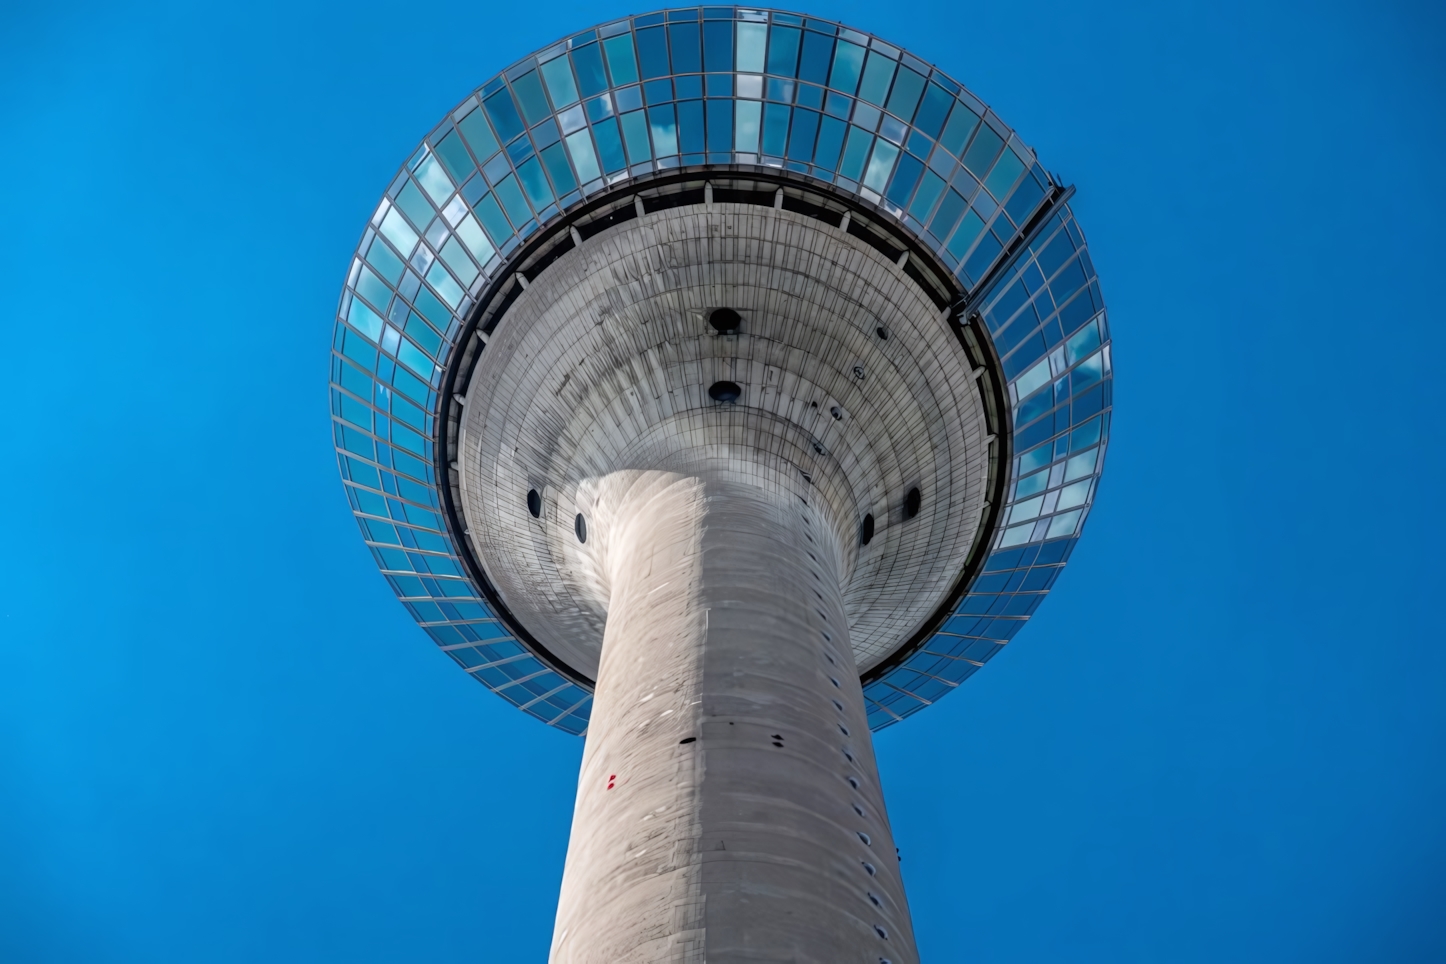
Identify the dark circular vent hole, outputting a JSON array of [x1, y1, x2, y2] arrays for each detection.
[[875, 325, 888, 340], [527, 489, 542, 518], [708, 380, 742, 403], [905, 486, 921, 519], [679, 737, 696, 744], [708, 307, 741, 332], [861, 513, 874, 545], [574, 513, 588, 543], [830, 405, 842, 420]]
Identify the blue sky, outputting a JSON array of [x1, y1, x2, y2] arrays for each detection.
[[1, 0, 1443, 961]]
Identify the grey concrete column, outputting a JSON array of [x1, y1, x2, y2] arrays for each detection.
[[549, 469, 917, 964]]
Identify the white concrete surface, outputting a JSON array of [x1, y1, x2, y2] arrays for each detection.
[[548, 466, 915, 964], [455, 203, 987, 961], [458, 204, 989, 678]]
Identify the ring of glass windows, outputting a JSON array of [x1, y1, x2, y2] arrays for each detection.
[[330, 6, 1113, 735]]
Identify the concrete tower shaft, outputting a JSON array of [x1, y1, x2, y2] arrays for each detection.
[[548, 468, 915, 963]]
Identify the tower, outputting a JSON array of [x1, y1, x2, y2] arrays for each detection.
[[331, 9, 1111, 962]]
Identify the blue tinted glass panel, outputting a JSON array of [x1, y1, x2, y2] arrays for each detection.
[[572, 44, 608, 96], [939, 103, 979, 156], [962, 124, 1004, 177], [433, 132, 475, 182], [620, 110, 652, 161], [677, 100, 705, 153], [914, 84, 952, 138], [636, 27, 670, 78], [483, 90, 524, 142], [829, 41, 864, 93], [797, 31, 833, 84], [493, 174, 532, 224], [703, 20, 733, 71], [813, 115, 846, 170], [539, 142, 576, 193], [707, 99, 733, 151], [512, 72, 551, 125], [838, 126, 872, 180], [886, 67, 925, 120], [788, 108, 819, 161], [458, 109, 500, 163], [762, 103, 790, 155], [885, 151, 924, 206], [540, 57, 579, 108], [649, 105, 679, 155], [767, 25, 801, 76], [603, 34, 639, 85], [668, 22, 701, 73], [592, 118, 627, 171], [858, 52, 895, 106]]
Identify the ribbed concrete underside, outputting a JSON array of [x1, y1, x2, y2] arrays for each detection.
[[457, 203, 989, 678], [548, 469, 915, 964]]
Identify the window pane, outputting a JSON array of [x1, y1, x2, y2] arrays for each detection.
[[677, 99, 704, 153], [734, 100, 761, 152], [636, 26, 669, 78], [668, 22, 701, 73], [862, 139, 899, 191], [433, 132, 475, 182], [471, 193, 511, 243], [483, 90, 524, 142], [838, 127, 872, 180], [813, 115, 846, 170], [572, 44, 608, 97], [603, 34, 639, 85], [540, 142, 577, 194], [707, 99, 733, 151], [858, 52, 895, 106], [762, 103, 789, 155], [886, 67, 925, 120], [620, 110, 652, 162], [649, 105, 678, 156], [984, 147, 1026, 200], [511, 72, 551, 125], [766, 25, 800, 76], [540, 56, 579, 109], [736, 22, 765, 72], [458, 108, 500, 161], [703, 20, 733, 71], [909, 169, 946, 220], [515, 157, 554, 208], [939, 103, 979, 157], [962, 124, 1004, 178], [914, 84, 953, 138], [829, 41, 864, 93], [565, 130, 602, 182], [493, 174, 532, 225], [797, 30, 832, 84], [592, 118, 627, 171], [788, 108, 819, 161]]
